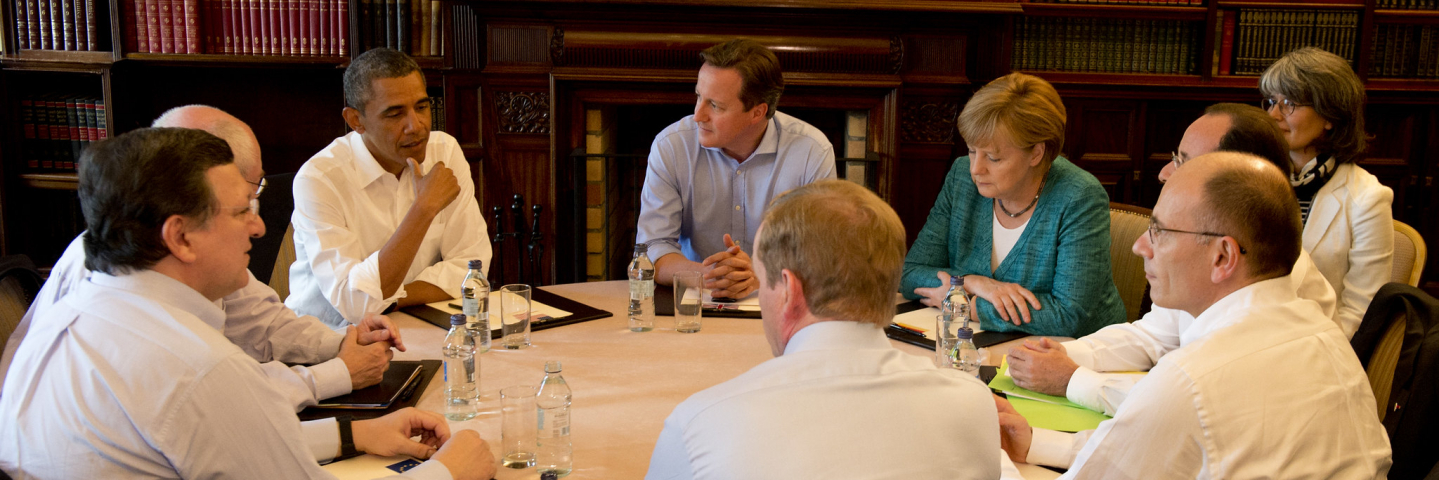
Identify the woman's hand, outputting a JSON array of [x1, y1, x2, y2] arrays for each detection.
[[965, 275, 1042, 326], [913, 271, 956, 308]]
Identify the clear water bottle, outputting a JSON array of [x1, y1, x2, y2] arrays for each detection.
[[627, 244, 655, 332], [953, 326, 981, 377], [442, 313, 478, 421], [462, 259, 491, 353], [941, 275, 967, 325], [536, 361, 573, 477]]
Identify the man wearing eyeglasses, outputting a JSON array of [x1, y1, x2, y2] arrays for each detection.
[[995, 152, 1390, 478], [1006, 103, 1343, 418], [0, 105, 400, 411]]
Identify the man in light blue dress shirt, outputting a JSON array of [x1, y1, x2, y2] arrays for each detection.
[[637, 39, 836, 299]]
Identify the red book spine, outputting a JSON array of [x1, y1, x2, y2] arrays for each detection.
[[295, 0, 306, 55], [203, 0, 214, 52], [238, 0, 249, 54], [317, 0, 328, 55], [158, 0, 174, 53], [144, 0, 161, 52], [258, 0, 268, 54], [336, 0, 346, 56], [220, 0, 232, 53], [275, 0, 286, 54], [307, 0, 318, 57], [52, 99, 71, 170], [21, 99, 38, 169], [95, 100, 108, 140], [38, 98, 54, 170], [247, 0, 260, 54], [130, 0, 145, 52], [283, 0, 295, 55], [269, 0, 281, 55], [1219, 11, 1236, 75], [183, 0, 198, 53]]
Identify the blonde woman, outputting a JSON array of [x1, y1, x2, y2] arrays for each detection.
[[902, 73, 1124, 337]]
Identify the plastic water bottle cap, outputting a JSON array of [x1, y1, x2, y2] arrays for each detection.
[[450, 313, 467, 326], [468, 259, 483, 270], [542, 472, 558, 480], [950, 275, 963, 286], [957, 327, 974, 340], [545, 361, 562, 373]]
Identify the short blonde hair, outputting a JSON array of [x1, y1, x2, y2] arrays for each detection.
[[755, 180, 906, 326], [957, 73, 1066, 164]]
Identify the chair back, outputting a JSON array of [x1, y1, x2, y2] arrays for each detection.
[[0, 255, 43, 351], [269, 223, 296, 301], [249, 172, 296, 283], [1392, 219, 1427, 287], [1368, 314, 1406, 421], [1108, 202, 1153, 322]]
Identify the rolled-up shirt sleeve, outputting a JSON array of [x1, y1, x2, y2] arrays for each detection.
[[636, 134, 687, 263], [292, 171, 408, 323], [410, 148, 491, 296]]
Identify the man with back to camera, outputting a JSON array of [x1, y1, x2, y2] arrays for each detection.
[[646, 179, 1023, 480], [288, 48, 492, 327], [1006, 104, 1350, 416], [636, 38, 836, 299], [0, 105, 399, 410], [995, 152, 1390, 478], [0, 127, 497, 480]]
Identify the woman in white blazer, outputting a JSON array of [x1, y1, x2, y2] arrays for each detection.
[[1260, 47, 1393, 337]]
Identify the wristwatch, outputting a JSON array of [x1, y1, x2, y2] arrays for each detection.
[[337, 415, 361, 460]]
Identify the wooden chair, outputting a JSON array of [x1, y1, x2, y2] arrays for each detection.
[[1392, 219, 1427, 287], [0, 255, 43, 354], [268, 223, 297, 301], [1108, 202, 1153, 322]]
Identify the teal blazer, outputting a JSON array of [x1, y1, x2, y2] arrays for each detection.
[[901, 156, 1125, 337]]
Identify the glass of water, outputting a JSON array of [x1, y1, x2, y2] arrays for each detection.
[[500, 385, 538, 469], [935, 314, 957, 368], [500, 284, 532, 349], [673, 271, 703, 333]]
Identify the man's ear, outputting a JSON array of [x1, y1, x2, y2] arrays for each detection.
[[162, 214, 198, 264], [1209, 237, 1243, 284], [780, 269, 809, 323], [749, 103, 769, 125], [342, 107, 364, 133]]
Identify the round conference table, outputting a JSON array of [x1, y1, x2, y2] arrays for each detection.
[[325, 281, 1062, 480]]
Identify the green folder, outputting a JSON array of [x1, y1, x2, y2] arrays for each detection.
[[989, 360, 1112, 433]]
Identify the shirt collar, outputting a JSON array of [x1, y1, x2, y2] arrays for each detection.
[[347, 131, 397, 188], [783, 320, 891, 355], [703, 116, 779, 164], [87, 269, 228, 332], [1180, 274, 1302, 345]]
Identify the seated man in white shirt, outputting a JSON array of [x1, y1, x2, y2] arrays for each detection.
[[1007, 103, 1344, 415], [288, 48, 492, 327], [995, 152, 1391, 478], [646, 179, 1019, 480], [0, 105, 398, 411], [0, 127, 496, 480], [637, 39, 836, 298]]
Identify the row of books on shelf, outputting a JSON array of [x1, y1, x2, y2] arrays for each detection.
[[19, 94, 107, 172], [10, 0, 104, 51], [123, 0, 347, 55], [1023, 0, 1203, 4], [353, 0, 441, 56], [1371, 24, 1439, 78], [1376, 0, 1439, 9], [1222, 9, 1358, 76], [1012, 17, 1202, 74]]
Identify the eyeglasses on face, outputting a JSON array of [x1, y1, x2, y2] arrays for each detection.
[[217, 199, 260, 218], [1170, 151, 1187, 169], [1261, 97, 1310, 117], [1147, 219, 1248, 255], [248, 177, 267, 197]]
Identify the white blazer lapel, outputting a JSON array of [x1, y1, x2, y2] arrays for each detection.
[[1302, 164, 1351, 253]]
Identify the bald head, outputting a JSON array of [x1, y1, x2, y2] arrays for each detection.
[[152, 105, 262, 181], [1171, 151, 1301, 279]]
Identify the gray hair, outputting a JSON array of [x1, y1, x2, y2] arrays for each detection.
[[1259, 47, 1368, 163], [344, 48, 423, 113], [152, 105, 261, 178]]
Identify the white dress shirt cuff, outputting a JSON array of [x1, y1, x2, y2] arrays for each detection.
[[303, 417, 341, 463], [1026, 427, 1078, 469], [349, 251, 408, 313], [402, 460, 456, 480], [646, 241, 684, 264], [311, 357, 355, 400], [1065, 366, 1107, 413], [1062, 340, 1097, 370]]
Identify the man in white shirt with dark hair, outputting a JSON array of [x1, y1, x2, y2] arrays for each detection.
[[646, 179, 1018, 480], [995, 152, 1390, 478]]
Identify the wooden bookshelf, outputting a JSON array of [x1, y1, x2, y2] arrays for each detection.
[[19, 173, 78, 190], [1021, 3, 1208, 20]]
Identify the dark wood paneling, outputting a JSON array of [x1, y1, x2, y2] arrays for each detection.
[[487, 25, 552, 66], [1065, 98, 1143, 203]]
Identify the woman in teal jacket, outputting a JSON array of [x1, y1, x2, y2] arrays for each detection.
[[901, 73, 1124, 337]]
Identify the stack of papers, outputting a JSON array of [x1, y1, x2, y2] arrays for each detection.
[[988, 360, 1113, 432], [424, 291, 573, 321]]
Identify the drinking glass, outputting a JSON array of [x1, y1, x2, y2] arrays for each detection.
[[500, 385, 538, 469], [673, 271, 703, 333], [500, 284, 532, 349]]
